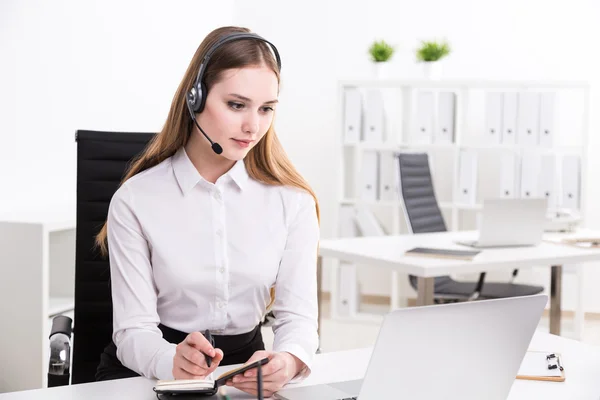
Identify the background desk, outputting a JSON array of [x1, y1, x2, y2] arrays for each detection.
[[317, 230, 600, 337], [0, 208, 76, 392], [1, 332, 598, 399]]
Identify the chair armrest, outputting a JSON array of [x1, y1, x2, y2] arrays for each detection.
[[48, 315, 73, 387]]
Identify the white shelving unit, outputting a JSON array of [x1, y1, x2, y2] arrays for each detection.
[[0, 206, 76, 393], [332, 79, 590, 323]]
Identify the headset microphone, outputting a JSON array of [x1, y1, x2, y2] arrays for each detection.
[[185, 32, 281, 157], [210, 142, 223, 155], [186, 100, 223, 155]]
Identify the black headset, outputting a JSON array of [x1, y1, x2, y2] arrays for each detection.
[[185, 32, 282, 155]]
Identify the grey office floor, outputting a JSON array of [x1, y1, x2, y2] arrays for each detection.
[[261, 300, 600, 353]]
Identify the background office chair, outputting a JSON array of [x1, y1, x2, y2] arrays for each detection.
[[48, 130, 155, 386], [396, 153, 544, 302]]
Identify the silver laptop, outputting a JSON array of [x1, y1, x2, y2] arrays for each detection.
[[457, 198, 548, 248], [275, 294, 547, 400]]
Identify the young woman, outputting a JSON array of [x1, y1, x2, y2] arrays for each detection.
[[94, 26, 320, 397]]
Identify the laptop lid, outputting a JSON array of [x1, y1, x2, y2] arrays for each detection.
[[477, 198, 548, 247], [357, 295, 547, 400]]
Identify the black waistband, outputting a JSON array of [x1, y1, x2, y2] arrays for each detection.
[[158, 323, 263, 359]]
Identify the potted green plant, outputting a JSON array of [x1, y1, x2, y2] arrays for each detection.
[[416, 40, 451, 80], [368, 40, 395, 78]]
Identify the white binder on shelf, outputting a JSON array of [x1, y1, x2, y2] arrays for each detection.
[[363, 89, 385, 142], [360, 151, 379, 201], [538, 92, 556, 148], [338, 205, 358, 237], [340, 207, 385, 317], [434, 91, 456, 144], [484, 92, 503, 145], [501, 92, 519, 145], [343, 88, 362, 143], [539, 155, 557, 209], [338, 263, 359, 317], [379, 152, 399, 201], [517, 92, 540, 146], [458, 150, 478, 205], [354, 207, 386, 236], [337, 205, 358, 317], [520, 152, 541, 198], [413, 91, 435, 144], [499, 152, 520, 198], [561, 155, 581, 210]]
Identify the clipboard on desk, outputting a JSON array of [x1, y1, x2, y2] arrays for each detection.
[[559, 237, 600, 248], [544, 235, 600, 249], [516, 351, 565, 382]]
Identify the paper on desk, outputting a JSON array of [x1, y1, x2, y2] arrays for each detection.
[[155, 372, 215, 390], [517, 351, 562, 377]]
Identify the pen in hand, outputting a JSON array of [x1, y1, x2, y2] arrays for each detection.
[[257, 361, 263, 400], [204, 329, 215, 368], [174, 331, 223, 379]]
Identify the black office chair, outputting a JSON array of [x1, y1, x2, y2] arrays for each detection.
[[396, 153, 544, 302], [48, 130, 155, 386]]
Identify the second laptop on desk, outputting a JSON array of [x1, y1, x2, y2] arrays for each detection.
[[457, 198, 548, 249], [404, 199, 548, 260]]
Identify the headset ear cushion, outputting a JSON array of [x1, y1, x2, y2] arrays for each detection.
[[196, 81, 207, 113], [186, 88, 197, 113]]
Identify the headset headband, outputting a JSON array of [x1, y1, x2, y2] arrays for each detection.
[[193, 32, 281, 90]]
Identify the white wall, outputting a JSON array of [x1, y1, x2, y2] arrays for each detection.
[[2, 1, 600, 311], [232, 0, 600, 311], [0, 0, 234, 211]]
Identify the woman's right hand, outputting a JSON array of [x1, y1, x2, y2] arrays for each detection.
[[173, 332, 224, 379]]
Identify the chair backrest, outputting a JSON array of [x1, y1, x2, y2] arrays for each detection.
[[397, 153, 447, 234], [72, 130, 155, 384]]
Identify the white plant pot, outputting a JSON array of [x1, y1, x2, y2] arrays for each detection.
[[372, 62, 391, 79], [422, 61, 442, 80]]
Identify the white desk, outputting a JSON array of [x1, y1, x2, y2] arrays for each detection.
[[317, 230, 600, 337], [1, 332, 598, 399]]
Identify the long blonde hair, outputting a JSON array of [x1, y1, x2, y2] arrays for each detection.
[[96, 26, 320, 262]]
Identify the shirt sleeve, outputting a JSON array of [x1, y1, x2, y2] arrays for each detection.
[[107, 183, 176, 380], [271, 190, 320, 380]]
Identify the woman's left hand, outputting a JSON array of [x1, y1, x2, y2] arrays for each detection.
[[226, 350, 304, 397]]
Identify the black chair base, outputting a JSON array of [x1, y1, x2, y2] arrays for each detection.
[[409, 275, 544, 301]]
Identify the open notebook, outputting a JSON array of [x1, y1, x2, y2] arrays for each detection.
[[153, 357, 269, 396], [516, 351, 565, 382]]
